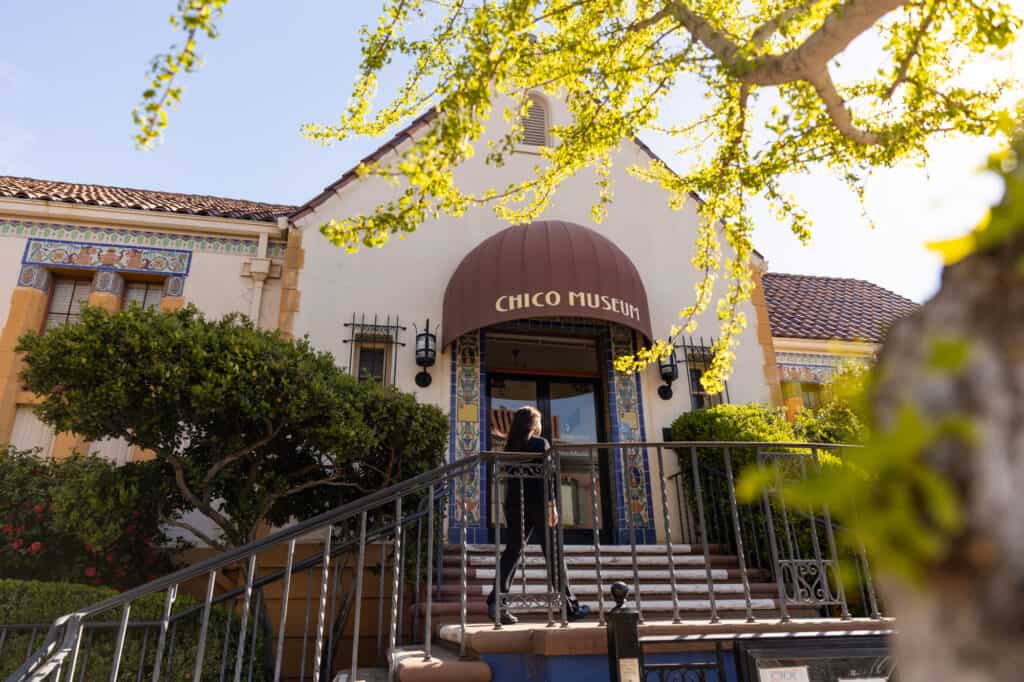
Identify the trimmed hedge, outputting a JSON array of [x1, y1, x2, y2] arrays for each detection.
[[671, 403, 798, 443], [0, 580, 268, 681]]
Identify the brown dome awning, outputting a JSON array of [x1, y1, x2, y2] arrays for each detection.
[[442, 220, 653, 346]]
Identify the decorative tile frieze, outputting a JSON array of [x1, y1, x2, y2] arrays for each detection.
[[610, 325, 651, 528], [776, 352, 869, 384], [24, 238, 191, 276], [1, 220, 286, 259], [91, 270, 124, 296], [453, 332, 482, 527], [16, 264, 52, 291], [163, 276, 186, 298]]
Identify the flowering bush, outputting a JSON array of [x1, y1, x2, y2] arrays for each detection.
[[0, 449, 181, 589]]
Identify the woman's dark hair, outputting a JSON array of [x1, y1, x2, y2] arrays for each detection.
[[505, 405, 542, 452]]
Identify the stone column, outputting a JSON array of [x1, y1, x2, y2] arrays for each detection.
[[159, 276, 186, 312], [277, 228, 304, 339], [86, 270, 124, 312], [0, 266, 52, 446], [750, 265, 783, 405]]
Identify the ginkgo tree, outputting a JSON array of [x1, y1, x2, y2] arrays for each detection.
[[137, 0, 1019, 394], [134, 5, 1024, 678]]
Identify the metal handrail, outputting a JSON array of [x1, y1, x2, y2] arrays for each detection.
[[10, 440, 880, 682], [552, 440, 862, 449], [7, 455, 471, 681], [70, 454, 479, 621], [8, 449, 558, 681]]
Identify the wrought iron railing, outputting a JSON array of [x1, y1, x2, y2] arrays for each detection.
[[666, 442, 882, 621], [8, 441, 881, 682]]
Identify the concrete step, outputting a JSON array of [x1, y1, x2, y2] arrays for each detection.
[[441, 567, 765, 581], [443, 554, 740, 568], [439, 582, 778, 597], [332, 669, 389, 682], [420, 596, 778, 615], [447, 567, 734, 581], [449, 543, 728, 555], [389, 644, 490, 682]]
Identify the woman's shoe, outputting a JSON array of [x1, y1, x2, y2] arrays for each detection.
[[487, 601, 519, 625], [567, 604, 590, 622]]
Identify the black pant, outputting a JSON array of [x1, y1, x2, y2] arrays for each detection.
[[486, 494, 574, 608]]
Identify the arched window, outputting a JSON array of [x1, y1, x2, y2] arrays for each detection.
[[521, 94, 548, 146]]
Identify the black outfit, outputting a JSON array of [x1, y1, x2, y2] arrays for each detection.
[[486, 436, 577, 612]]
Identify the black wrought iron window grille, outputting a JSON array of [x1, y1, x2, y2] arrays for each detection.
[[676, 336, 730, 409], [342, 313, 406, 386]]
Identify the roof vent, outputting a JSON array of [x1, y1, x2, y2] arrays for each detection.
[[521, 95, 548, 146]]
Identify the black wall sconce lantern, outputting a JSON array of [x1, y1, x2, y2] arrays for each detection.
[[414, 319, 439, 387], [657, 348, 679, 400]]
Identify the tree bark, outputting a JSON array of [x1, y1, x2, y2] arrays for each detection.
[[872, 230, 1024, 681]]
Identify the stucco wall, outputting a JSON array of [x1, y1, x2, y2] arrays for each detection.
[[292, 94, 773, 544], [0, 234, 26, 329], [293, 93, 771, 420], [0, 219, 285, 458]]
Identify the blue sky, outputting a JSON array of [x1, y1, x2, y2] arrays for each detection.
[[0, 1, 1016, 303]]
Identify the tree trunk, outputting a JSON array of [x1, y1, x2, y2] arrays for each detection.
[[871, 231, 1024, 681]]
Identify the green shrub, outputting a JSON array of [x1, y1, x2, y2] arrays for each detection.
[[793, 401, 868, 444], [671, 403, 798, 443], [18, 305, 449, 547], [792, 364, 871, 445], [0, 579, 269, 681], [0, 449, 180, 588]]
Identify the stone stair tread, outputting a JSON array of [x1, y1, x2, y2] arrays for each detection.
[[459, 568, 734, 580], [441, 583, 776, 596], [389, 645, 490, 682], [419, 598, 778, 613], [445, 555, 738, 567], [331, 667, 389, 682], [441, 568, 766, 580], [452, 543, 726, 555]]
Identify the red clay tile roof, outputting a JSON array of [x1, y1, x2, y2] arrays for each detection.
[[762, 273, 919, 344], [0, 176, 295, 223]]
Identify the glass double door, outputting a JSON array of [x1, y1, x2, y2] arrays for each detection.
[[488, 374, 613, 543]]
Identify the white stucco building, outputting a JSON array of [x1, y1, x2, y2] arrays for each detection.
[[0, 92, 914, 546]]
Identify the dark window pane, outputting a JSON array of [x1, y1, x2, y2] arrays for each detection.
[[684, 343, 728, 409], [357, 347, 386, 383], [46, 278, 90, 330], [124, 282, 163, 310]]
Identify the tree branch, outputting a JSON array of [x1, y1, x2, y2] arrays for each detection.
[[751, 0, 826, 48], [254, 477, 373, 527], [201, 418, 281, 492], [744, 0, 909, 85], [627, 6, 675, 34], [662, 1, 742, 67], [806, 66, 882, 144], [884, 0, 941, 97], [166, 452, 235, 542], [663, 0, 909, 86], [167, 519, 226, 551]]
